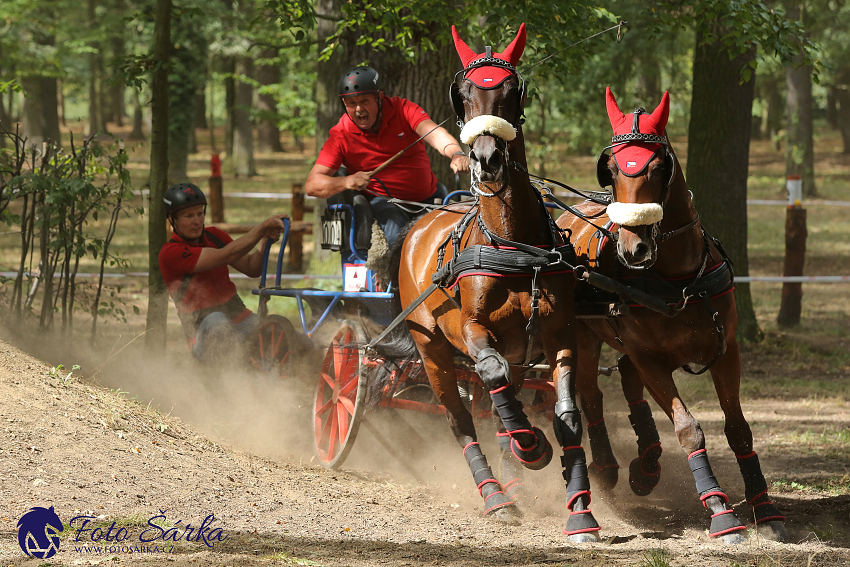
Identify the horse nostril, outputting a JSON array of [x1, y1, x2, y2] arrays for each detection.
[[634, 242, 649, 258], [485, 151, 501, 171], [468, 150, 478, 163]]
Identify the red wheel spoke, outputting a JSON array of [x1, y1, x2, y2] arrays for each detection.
[[339, 376, 359, 397], [338, 403, 350, 441], [338, 395, 356, 416], [320, 405, 334, 455], [327, 404, 339, 458], [315, 398, 333, 418], [333, 339, 345, 376], [271, 326, 285, 359], [258, 334, 265, 360], [321, 372, 337, 390], [249, 357, 262, 371]]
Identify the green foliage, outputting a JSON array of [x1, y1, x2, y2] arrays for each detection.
[[648, 1, 820, 82]]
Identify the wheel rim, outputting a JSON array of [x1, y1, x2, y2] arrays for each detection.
[[314, 325, 360, 465], [250, 320, 291, 377]]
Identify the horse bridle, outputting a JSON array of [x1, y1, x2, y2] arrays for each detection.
[[450, 47, 528, 199], [594, 108, 698, 254]]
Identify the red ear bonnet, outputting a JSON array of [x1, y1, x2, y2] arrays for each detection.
[[452, 23, 526, 88], [607, 87, 670, 176]]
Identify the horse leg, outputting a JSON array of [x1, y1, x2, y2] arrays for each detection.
[[632, 355, 747, 544], [492, 385, 526, 507], [417, 335, 518, 523], [708, 341, 787, 541], [576, 328, 619, 491], [550, 342, 601, 542], [618, 355, 663, 496], [466, 324, 553, 471]]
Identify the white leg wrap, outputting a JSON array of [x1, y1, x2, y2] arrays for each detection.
[[460, 115, 517, 144], [606, 202, 663, 226]]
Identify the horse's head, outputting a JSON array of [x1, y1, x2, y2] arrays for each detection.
[[451, 24, 527, 188], [597, 88, 675, 269]]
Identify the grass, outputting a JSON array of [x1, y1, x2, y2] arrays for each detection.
[[636, 548, 672, 567]]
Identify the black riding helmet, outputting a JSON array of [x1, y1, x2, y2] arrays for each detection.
[[338, 66, 383, 97], [163, 183, 207, 217]]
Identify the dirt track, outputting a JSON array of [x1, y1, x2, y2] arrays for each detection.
[[0, 338, 849, 566]]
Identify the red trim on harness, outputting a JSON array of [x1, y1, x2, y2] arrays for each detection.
[[512, 444, 547, 464], [502, 478, 522, 491], [562, 445, 583, 452], [450, 270, 573, 289], [489, 384, 511, 395], [628, 399, 648, 407], [462, 442, 480, 455], [569, 509, 594, 515], [586, 418, 605, 427], [736, 451, 757, 460], [566, 490, 591, 510], [756, 514, 786, 524], [688, 448, 707, 459]]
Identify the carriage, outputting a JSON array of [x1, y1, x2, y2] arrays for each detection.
[[247, 193, 557, 469]]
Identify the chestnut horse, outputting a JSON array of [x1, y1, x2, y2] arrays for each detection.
[[557, 88, 787, 542], [397, 24, 599, 540]]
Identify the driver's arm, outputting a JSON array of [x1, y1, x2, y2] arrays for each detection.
[[305, 163, 371, 198], [192, 215, 287, 274], [416, 119, 470, 174]]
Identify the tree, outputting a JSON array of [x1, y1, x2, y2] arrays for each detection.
[[145, 0, 172, 352], [256, 47, 284, 153], [654, 0, 816, 341], [784, 3, 815, 197]]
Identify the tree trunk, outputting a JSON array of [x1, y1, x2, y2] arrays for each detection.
[[224, 57, 235, 163], [146, 0, 171, 353], [111, 36, 126, 126], [837, 85, 850, 154], [20, 75, 61, 149], [194, 87, 208, 129], [826, 86, 838, 130], [129, 91, 145, 140], [687, 27, 761, 342], [87, 0, 100, 137], [786, 61, 815, 197], [256, 47, 283, 153], [20, 30, 60, 148], [232, 57, 256, 176]]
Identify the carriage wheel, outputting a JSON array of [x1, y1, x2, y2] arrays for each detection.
[[249, 315, 299, 379], [313, 320, 367, 469]]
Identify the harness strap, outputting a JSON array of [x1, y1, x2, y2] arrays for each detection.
[[681, 291, 727, 375], [366, 283, 440, 351]]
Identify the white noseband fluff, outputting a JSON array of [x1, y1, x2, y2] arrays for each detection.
[[606, 202, 663, 226], [460, 115, 517, 144]]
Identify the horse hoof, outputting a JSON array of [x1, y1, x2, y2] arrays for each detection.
[[588, 462, 618, 491], [566, 531, 601, 543], [756, 521, 788, 542], [718, 530, 748, 545], [511, 428, 553, 471], [487, 505, 521, 526], [628, 458, 660, 497]]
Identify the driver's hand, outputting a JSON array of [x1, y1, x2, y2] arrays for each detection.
[[450, 154, 470, 174], [261, 214, 288, 241], [345, 171, 371, 191]]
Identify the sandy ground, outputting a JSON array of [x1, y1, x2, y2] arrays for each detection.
[[0, 336, 849, 566]]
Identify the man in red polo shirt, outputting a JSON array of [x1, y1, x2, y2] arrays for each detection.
[[305, 66, 469, 245], [158, 182, 288, 362]]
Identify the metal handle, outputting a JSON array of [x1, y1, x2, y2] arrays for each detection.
[[259, 217, 291, 289]]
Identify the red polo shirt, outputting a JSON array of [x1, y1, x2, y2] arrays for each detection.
[[317, 96, 437, 201], [158, 227, 249, 321]]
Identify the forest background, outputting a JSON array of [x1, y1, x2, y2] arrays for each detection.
[[0, 0, 844, 350]]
